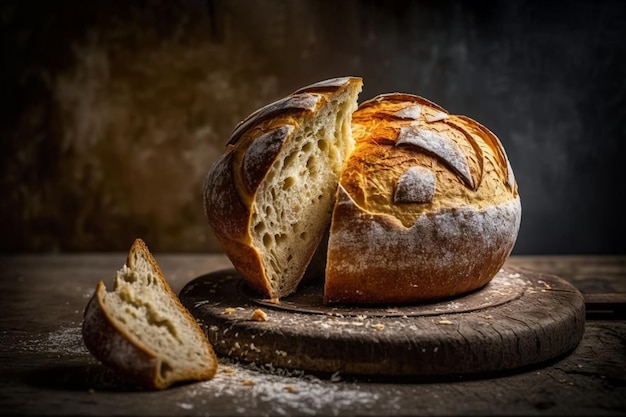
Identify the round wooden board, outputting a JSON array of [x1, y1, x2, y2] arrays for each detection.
[[179, 266, 585, 377]]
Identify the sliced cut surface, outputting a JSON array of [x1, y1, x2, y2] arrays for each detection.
[[249, 80, 361, 297], [82, 239, 217, 389]]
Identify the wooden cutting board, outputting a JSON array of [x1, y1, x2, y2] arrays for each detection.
[[179, 266, 585, 377]]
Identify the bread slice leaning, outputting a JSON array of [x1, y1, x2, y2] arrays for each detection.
[[82, 238, 217, 389], [204, 77, 362, 299]]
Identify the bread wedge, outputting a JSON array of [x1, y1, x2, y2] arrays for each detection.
[[204, 77, 362, 299], [82, 238, 217, 389]]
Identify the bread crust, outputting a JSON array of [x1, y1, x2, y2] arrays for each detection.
[[205, 80, 520, 305], [203, 77, 363, 299], [83, 281, 163, 388], [82, 239, 218, 389], [325, 93, 521, 304], [325, 186, 521, 303]]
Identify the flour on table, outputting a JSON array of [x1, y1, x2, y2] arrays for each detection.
[[187, 359, 380, 415]]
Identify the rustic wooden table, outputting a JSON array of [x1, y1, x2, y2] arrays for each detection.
[[1, 254, 624, 416]]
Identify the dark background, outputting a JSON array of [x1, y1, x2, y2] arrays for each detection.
[[1, 0, 625, 254]]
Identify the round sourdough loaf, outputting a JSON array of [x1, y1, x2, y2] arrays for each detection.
[[324, 93, 521, 304], [203, 77, 363, 299]]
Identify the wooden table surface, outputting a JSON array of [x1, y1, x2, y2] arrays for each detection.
[[1, 253, 625, 416]]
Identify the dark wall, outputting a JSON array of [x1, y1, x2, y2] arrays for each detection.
[[2, 0, 625, 254]]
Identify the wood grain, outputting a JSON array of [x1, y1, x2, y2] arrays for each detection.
[[180, 266, 585, 376]]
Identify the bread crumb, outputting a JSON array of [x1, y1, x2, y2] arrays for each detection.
[[221, 366, 236, 375], [241, 379, 256, 386], [483, 314, 494, 320], [223, 307, 236, 314], [372, 324, 385, 331], [284, 385, 297, 393], [437, 317, 454, 325], [537, 280, 552, 291], [250, 309, 268, 321]]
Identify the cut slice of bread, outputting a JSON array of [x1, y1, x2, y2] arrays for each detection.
[[204, 77, 363, 299], [82, 238, 217, 389], [248, 80, 362, 297]]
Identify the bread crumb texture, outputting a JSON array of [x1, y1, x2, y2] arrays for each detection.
[[246, 78, 362, 297], [82, 239, 217, 389]]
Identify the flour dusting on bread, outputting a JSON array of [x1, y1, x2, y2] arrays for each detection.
[[324, 92, 521, 304], [204, 78, 520, 305]]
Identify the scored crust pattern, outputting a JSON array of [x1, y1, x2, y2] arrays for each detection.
[[204, 79, 520, 305], [325, 93, 521, 304]]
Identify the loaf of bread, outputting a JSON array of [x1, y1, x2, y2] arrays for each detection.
[[203, 78, 521, 304], [82, 238, 218, 389], [324, 93, 521, 303], [203, 77, 363, 299]]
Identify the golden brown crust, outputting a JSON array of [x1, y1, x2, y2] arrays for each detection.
[[205, 82, 519, 305], [82, 239, 218, 389], [342, 93, 518, 226], [325, 186, 521, 304], [203, 152, 252, 241], [203, 77, 363, 299], [215, 235, 271, 296], [325, 94, 521, 304]]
